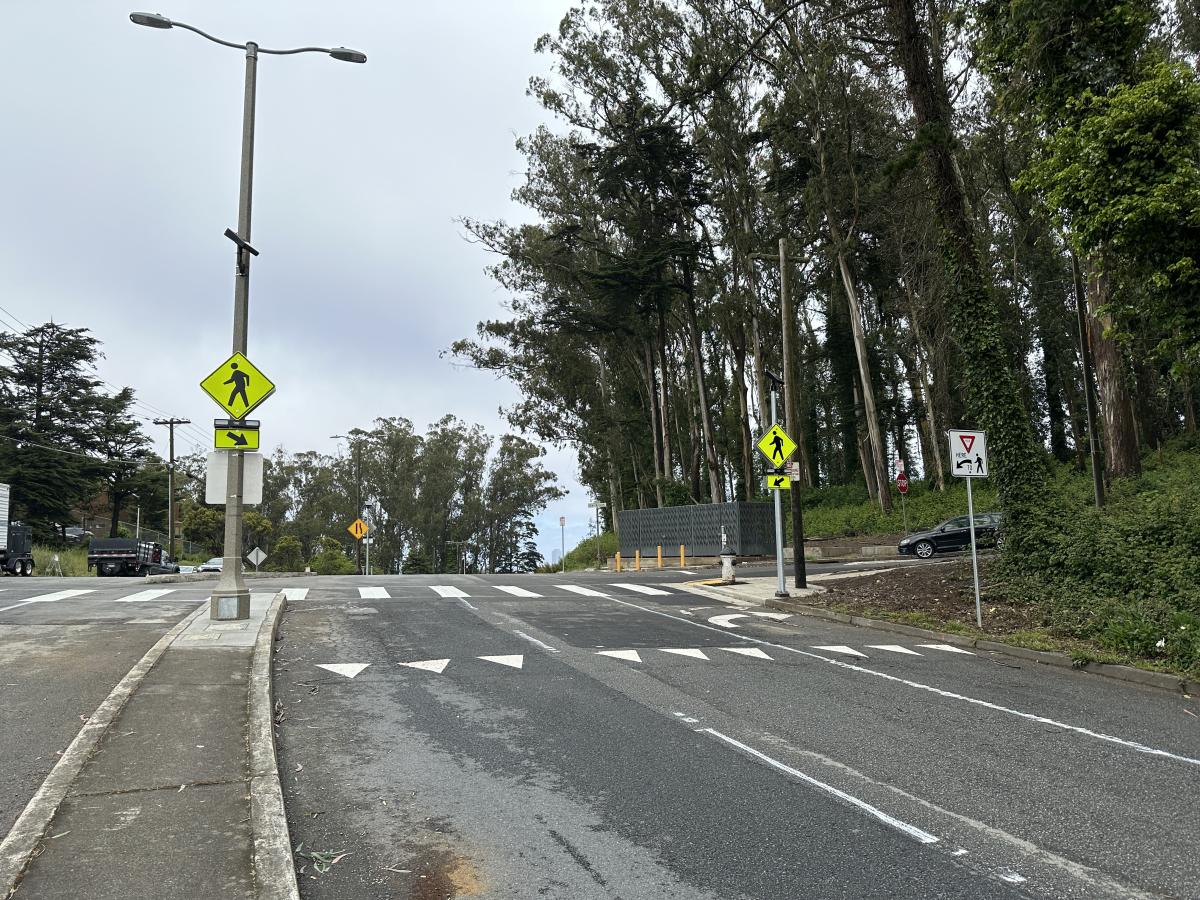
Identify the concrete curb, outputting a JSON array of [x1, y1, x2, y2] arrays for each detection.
[[248, 592, 299, 900], [146, 571, 217, 583], [0, 602, 210, 899], [765, 596, 1198, 696]]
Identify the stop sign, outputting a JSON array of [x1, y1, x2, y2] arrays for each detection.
[[896, 472, 909, 494]]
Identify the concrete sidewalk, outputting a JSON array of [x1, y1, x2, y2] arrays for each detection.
[[0, 593, 294, 900]]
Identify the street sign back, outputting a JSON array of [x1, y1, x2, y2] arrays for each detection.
[[200, 351, 276, 418], [756, 425, 796, 466], [246, 547, 267, 567], [348, 518, 369, 540], [948, 429, 988, 478]]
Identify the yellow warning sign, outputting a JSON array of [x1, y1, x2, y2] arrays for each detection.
[[767, 473, 791, 491], [348, 519, 369, 540], [756, 424, 796, 466], [214, 427, 260, 451], [200, 352, 276, 418]]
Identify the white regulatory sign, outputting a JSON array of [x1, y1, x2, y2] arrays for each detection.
[[948, 429, 988, 478]]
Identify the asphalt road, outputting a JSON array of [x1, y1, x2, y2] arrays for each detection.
[[0, 576, 208, 835], [270, 572, 1200, 900]]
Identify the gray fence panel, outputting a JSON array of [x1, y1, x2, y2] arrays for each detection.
[[617, 502, 775, 556]]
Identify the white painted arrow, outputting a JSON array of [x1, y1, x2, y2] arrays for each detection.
[[316, 663, 370, 679], [719, 647, 773, 660], [708, 613, 750, 629], [596, 649, 642, 662], [748, 611, 792, 621], [659, 648, 709, 660], [812, 645, 868, 658], [400, 659, 450, 674], [478, 654, 524, 669]]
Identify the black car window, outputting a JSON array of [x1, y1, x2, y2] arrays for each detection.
[[946, 516, 970, 529]]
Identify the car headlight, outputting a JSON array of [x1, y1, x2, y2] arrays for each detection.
[[898, 538, 910, 547]]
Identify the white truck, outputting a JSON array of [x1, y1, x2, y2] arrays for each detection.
[[0, 484, 35, 576]]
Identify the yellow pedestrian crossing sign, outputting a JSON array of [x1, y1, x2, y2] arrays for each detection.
[[214, 424, 260, 450], [767, 473, 791, 490], [756, 424, 796, 466], [348, 519, 369, 540], [200, 352, 276, 418]]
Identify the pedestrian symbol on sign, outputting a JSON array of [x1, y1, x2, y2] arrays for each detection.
[[225, 363, 251, 410]]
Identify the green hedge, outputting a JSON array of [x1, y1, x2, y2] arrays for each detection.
[[799, 479, 998, 539]]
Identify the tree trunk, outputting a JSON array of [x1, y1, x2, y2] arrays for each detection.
[[643, 342, 665, 508], [657, 318, 673, 483], [1084, 257, 1141, 477], [683, 263, 725, 503], [731, 326, 756, 499], [887, 0, 1046, 519]]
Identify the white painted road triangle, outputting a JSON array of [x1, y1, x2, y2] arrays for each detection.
[[22, 590, 93, 603], [596, 649, 642, 662], [918, 643, 975, 655], [495, 586, 541, 597], [358, 587, 390, 599], [868, 645, 922, 655], [609, 583, 670, 595], [720, 647, 773, 660], [558, 584, 609, 597], [282, 588, 309, 602], [659, 648, 709, 660], [430, 585, 470, 598], [813, 645, 868, 658], [401, 659, 450, 674], [114, 589, 176, 603], [479, 654, 524, 669], [748, 611, 793, 621], [316, 663, 370, 679]]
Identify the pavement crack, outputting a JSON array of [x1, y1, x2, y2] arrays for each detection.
[[548, 829, 607, 887], [71, 777, 244, 798]]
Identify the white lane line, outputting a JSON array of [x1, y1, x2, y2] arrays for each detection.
[[430, 585, 469, 598], [557, 584, 609, 597], [358, 587, 390, 599], [813, 645, 869, 658], [282, 588, 309, 602], [596, 649, 642, 662], [868, 645, 923, 656], [660, 648, 709, 660], [602, 594, 1200, 768], [400, 659, 450, 674], [720, 647, 773, 660], [919, 643, 975, 655], [479, 654, 524, 669], [680, 570, 697, 575], [513, 630, 560, 653], [316, 663, 370, 679], [609, 583, 671, 596], [113, 589, 176, 603], [702, 728, 939, 844], [0, 602, 33, 614], [997, 871, 1027, 884], [19, 589, 94, 604], [495, 585, 542, 598]]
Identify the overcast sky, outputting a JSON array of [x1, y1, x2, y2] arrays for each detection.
[[0, 0, 600, 559]]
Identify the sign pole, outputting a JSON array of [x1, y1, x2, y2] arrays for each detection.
[[560, 516, 566, 574], [966, 476, 982, 629], [770, 387, 788, 598]]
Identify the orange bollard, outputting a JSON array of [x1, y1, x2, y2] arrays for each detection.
[[657, 545, 663, 568], [680, 544, 686, 568]]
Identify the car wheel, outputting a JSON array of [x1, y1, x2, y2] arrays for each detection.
[[914, 540, 935, 559]]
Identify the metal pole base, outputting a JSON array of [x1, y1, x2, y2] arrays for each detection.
[[774, 591, 791, 599], [211, 560, 250, 620]]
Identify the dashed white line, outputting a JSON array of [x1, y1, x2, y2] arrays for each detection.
[[702, 728, 939, 844]]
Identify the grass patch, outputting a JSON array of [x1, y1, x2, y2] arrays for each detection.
[[32, 545, 93, 577], [800, 479, 998, 539]]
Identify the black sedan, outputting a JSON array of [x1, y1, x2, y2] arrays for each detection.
[[897, 513, 1002, 559]]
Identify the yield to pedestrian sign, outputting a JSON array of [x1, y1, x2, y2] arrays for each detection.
[[756, 425, 796, 466], [200, 352, 276, 418], [949, 429, 988, 478]]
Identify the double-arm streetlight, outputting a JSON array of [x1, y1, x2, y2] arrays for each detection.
[[131, 12, 366, 619]]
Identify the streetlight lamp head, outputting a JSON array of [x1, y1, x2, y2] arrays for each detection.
[[130, 12, 173, 28], [329, 47, 367, 63]]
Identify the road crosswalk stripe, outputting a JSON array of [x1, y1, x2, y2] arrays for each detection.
[[358, 587, 390, 599], [494, 585, 541, 597], [557, 584, 608, 597], [867, 645, 923, 655], [430, 585, 470, 598], [918, 643, 975, 655], [20, 590, 94, 604], [114, 589, 177, 603], [282, 588, 309, 602], [609, 583, 671, 595]]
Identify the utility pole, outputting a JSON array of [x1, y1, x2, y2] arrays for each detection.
[[779, 238, 808, 589], [153, 418, 190, 560]]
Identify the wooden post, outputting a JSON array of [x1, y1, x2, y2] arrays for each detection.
[[680, 544, 686, 568], [657, 545, 663, 568], [635, 550, 641, 571], [615, 552, 622, 573]]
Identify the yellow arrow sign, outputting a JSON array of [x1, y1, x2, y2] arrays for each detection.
[[767, 473, 791, 491], [214, 427, 260, 451], [200, 352, 276, 418], [348, 519, 369, 540], [756, 424, 797, 466]]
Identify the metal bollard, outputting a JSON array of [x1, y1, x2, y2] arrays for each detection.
[[720, 552, 736, 584]]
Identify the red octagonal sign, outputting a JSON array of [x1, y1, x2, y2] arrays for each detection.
[[896, 472, 909, 494]]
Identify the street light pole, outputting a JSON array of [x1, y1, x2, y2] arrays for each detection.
[[130, 12, 366, 622]]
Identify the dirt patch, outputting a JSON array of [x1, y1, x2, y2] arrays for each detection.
[[410, 850, 484, 899], [810, 557, 1043, 635]]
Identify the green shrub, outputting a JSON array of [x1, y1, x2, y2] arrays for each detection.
[[799, 479, 998, 539], [310, 536, 355, 576], [268, 535, 304, 572], [32, 545, 92, 576]]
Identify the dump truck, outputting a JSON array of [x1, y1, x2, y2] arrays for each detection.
[[87, 538, 179, 577], [0, 484, 34, 576]]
